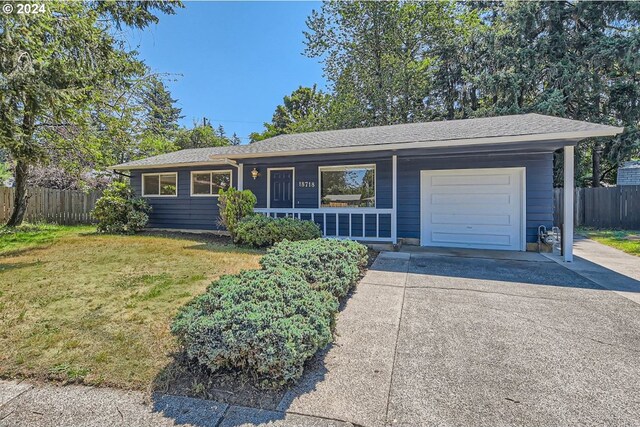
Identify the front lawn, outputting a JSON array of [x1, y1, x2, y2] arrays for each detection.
[[0, 225, 262, 389], [578, 228, 640, 257]]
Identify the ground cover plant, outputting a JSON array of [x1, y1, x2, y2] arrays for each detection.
[[172, 238, 368, 389], [261, 238, 368, 299], [234, 215, 321, 247]]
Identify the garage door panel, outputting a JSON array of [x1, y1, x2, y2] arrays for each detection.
[[430, 174, 512, 186], [431, 232, 513, 247], [429, 204, 518, 215], [431, 213, 513, 226], [421, 168, 524, 251], [429, 185, 515, 195], [431, 193, 512, 205]]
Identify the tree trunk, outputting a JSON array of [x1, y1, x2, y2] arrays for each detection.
[[6, 160, 30, 227], [592, 143, 601, 187]]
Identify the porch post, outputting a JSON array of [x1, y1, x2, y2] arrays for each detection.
[[391, 154, 398, 244], [237, 163, 244, 191], [563, 146, 574, 262]]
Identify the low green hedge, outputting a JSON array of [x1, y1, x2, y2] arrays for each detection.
[[171, 268, 337, 389], [234, 215, 321, 248], [171, 238, 369, 389], [261, 238, 369, 300]]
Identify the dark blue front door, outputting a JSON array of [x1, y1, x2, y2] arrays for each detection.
[[270, 169, 293, 208]]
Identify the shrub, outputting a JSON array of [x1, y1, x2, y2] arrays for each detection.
[[261, 238, 368, 300], [234, 215, 322, 247], [92, 182, 151, 234], [171, 268, 337, 389], [218, 188, 256, 238]]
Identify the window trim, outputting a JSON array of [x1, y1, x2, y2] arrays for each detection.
[[267, 167, 295, 209], [190, 170, 233, 197], [318, 164, 377, 209], [141, 172, 178, 198]]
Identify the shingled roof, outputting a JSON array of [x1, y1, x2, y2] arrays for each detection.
[[112, 113, 623, 170]]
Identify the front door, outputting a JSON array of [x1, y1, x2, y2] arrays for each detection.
[[269, 169, 294, 208]]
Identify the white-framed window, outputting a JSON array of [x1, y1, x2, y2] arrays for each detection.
[[190, 170, 232, 197], [319, 164, 376, 208], [142, 172, 178, 197]]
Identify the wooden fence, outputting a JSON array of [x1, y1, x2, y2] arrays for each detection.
[[554, 186, 640, 229], [0, 187, 102, 225]]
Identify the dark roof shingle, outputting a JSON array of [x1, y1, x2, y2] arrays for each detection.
[[112, 114, 622, 169]]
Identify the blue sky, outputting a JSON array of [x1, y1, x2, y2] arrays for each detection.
[[127, 1, 326, 143]]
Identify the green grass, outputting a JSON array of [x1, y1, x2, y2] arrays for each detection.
[[0, 225, 262, 389], [578, 228, 640, 257], [0, 223, 94, 255]]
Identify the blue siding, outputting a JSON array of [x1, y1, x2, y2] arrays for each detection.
[[129, 150, 554, 244], [131, 166, 238, 230], [396, 153, 554, 243], [241, 155, 392, 209]]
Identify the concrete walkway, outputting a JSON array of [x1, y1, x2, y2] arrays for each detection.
[[2, 246, 639, 427], [543, 236, 640, 305], [0, 380, 353, 427]]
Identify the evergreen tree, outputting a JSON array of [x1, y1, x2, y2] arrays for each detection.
[[304, 0, 640, 186], [0, 0, 182, 226], [250, 85, 331, 142], [176, 119, 231, 149], [141, 77, 183, 138]]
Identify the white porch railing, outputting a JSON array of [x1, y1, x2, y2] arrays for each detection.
[[254, 208, 395, 242]]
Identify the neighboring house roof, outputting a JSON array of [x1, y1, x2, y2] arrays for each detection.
[[619, 160, 640, 169], [112, 113, 624, 170], [617, 161, 640, 186]]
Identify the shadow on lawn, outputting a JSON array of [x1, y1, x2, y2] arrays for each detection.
[[139, 230, 263, 255], [0, 261, 43, 272], [149, 286, 360, 426], [150, 347, 331, 426], [149, 252, 375, 426]]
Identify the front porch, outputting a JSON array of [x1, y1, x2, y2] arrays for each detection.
[[254, 207, 396, 243]]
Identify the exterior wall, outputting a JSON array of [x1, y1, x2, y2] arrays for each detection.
[[396, 152, 554, 243], [239, 153, 392, 209], [240, 153, 393, 238], [130, 165, 238, 230], [129, 150, 554, 244]]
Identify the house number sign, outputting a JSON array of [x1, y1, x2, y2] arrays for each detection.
[[298, 181, 315, 188]]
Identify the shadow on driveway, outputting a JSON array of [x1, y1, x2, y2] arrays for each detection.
[[401, 248, 640, 293]]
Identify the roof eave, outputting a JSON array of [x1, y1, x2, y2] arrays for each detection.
[[109, 159, 235, 171], [209, 128, 624, 160]]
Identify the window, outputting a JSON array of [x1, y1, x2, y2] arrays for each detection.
[[190, 170, 232, 196], [142, 173, 177, 196], [319, 165, 375, 208]]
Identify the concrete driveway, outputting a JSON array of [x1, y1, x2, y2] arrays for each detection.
[[279, 247, 640, 427]]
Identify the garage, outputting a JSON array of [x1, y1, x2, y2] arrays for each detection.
[[420, 168, 525, 251]]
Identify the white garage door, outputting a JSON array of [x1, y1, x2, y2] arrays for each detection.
[[420, 168, 525, 251]]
